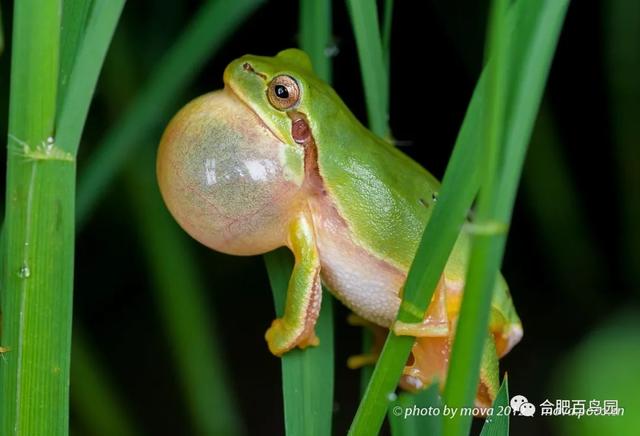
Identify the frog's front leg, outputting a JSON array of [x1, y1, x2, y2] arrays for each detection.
[[265, 211, 322, 356]]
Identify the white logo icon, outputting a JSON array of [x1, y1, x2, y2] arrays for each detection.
[[511, 394, 536, 417]]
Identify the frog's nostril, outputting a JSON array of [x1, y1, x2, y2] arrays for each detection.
[[241, 61, 267, 80]]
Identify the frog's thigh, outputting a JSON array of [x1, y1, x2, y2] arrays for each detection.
[[265, 211, 322, 356]]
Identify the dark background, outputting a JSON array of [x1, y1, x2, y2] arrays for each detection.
[[1, 0, 637, 435]]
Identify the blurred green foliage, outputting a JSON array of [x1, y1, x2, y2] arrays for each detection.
[[552, 311, 640, 436]]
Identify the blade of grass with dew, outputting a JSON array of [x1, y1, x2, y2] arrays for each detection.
[[388, 384, 442, 436], [349, 1, 568, 434], [1, 0, 121, 432], [604, 0, 640, 290], [1, 1, 65, 434], [346, 0, 389, 138], [261, 3, 335, 434], [443, 2, 569, 435], [125, 144, 244, 436], [479, 376, 509, 436], [76, 0, 265, 227], [71, 332, 141, 436]]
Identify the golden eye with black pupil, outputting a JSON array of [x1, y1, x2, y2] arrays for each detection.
[[267, 75, 300, 110]]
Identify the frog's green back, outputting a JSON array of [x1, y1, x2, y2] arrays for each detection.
[[310, 97, 440, 270]]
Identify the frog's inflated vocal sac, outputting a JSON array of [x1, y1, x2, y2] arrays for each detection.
[[157, 48, 522, 407]]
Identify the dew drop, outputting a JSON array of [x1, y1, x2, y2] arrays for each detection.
[[45, 136, 55, 152], [387, 392, 398, 402], [18, 264, 31, 279], [432, 192, 439, 202]]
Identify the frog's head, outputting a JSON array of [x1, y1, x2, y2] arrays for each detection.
[[156, 50, 319, 256], [223, 48, 330, 146]]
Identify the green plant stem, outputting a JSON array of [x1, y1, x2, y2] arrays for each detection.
[[299, 0, 332, 82], [1, 1, 122, 433], [265, 250, 334, 436], [1, 1, 70, 435], [346, 0, 389, 137], [442, 0, 509, 433], [382, 0, 394, 74], [56, 0, 125, 155]]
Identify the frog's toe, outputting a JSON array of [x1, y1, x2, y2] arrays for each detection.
[[297, 332, 320, 349], [265, 318, 319, 356]]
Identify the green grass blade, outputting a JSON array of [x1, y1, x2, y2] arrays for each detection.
[[443, 2, 569, 435], [442, 0, 509, 432], [76, 0, 265, 227], [1, 0, 67, 434], [382, 0, 394, 74], [71, 332, 140, 436], [479, 376, 509, 436], [262, 6, 335, 434], [126, 145, 244, 436], [388, 385, 442, 436], [346, 0, 389, 137], [299, 0, 332, 82], [57, 0, 94, 113], [265, 250, 335, 436], [56, 0, 125, 155], [1, 0, 122, 432]]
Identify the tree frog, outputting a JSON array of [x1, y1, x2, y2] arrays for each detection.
[[157, 49, 522, 407]]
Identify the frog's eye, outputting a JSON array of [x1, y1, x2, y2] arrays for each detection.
[[267, 75, 300, 110]]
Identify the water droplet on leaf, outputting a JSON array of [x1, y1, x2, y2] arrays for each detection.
[[18, 264, 31, 279]]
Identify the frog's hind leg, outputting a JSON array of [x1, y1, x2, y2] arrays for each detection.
[[393, 279, 452, 393], [393, 278, 499, 409]]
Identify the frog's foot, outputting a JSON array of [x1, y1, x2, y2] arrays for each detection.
[[265, 318, 320, 355]]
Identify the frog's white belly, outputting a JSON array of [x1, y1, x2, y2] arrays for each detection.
[[308, 197, 406, 327]]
